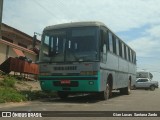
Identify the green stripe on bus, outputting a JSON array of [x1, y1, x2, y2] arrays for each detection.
[[39, 74, 100, 92]]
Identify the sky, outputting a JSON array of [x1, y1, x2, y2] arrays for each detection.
[[2, 0, 160, 82]]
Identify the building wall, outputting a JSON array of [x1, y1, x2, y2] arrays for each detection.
[[1, 23, 41, 49], [0, 39, 37, 64], [1, 26, 32, 48], [0, 42, 6, 64], [0, 23, 40, 65], [8, 46, 17, 58]]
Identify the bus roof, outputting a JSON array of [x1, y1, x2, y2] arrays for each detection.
[[43, 21, 136, 53], [44, 21, 106, 31]]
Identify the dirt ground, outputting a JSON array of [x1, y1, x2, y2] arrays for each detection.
[[0, 73, 41, 91], [15, 80, 41, 91]]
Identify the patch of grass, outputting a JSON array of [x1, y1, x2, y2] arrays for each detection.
[[0, 87, 27, 103], [0, 75, 57, 103], [2, 75, 16, 87], [0, 75, 27, 103]]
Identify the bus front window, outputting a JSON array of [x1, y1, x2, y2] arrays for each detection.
[[66, 27, 99, 62], [40, 30, 66, 62], [40, 27, 99, 63]]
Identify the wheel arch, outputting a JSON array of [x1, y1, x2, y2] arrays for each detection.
[[107, 74, 113, 89]]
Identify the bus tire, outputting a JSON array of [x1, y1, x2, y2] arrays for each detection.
[[132, 85, 136, 90], [57, 91, 69, 99], [100, 83, 110, 100], [120, 81, 131, 95]]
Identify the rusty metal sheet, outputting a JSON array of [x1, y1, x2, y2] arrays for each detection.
[[0, 57, 39, 74]]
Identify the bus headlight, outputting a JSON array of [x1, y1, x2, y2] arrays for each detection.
[[80, 71, 97, 75]]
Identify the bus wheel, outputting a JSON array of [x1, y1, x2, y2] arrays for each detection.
[[120, 81, 131, 95], [132, 85, 136, 90], [57, 91, 69, 99], [100, 83, 110, 100]]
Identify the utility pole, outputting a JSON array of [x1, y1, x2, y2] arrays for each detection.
[[0, 0, 3, 39]]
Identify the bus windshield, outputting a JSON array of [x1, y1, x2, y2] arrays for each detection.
[[40, 27, 99, 62]]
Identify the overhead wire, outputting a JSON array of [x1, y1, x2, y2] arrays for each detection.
[[31, 0, 107, 22], [32, 0, 60, 20]]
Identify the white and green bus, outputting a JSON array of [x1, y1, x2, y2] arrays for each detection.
[[38, 21, 136, 100]]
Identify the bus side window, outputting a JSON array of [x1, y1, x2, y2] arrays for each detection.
[[112, 35, 116, 54], [119, 41, 122, 57], [116, 38, 119, 55], [130, 50, 132, 63], [122, 43, 124, 58], [128, 47, 130, 62], [134, 52, 136, 64], [109, 32, 113, 52], [126, 46, 129, 60], [124, 44, 127, 60], [131, 50, 134, 63]]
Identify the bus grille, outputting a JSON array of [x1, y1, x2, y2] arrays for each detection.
[[54, 66, 77, 71]]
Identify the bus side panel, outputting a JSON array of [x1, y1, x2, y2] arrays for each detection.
[[106, 53, 119, 72], [100, 52, 136, 90], [99, 52, 118, 90], [117, 58, 129, 88], [99, 69, 107, 91], [106, 53, 118, 89]]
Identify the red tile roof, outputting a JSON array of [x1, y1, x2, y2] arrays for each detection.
[[13, 48, 25, 57]]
